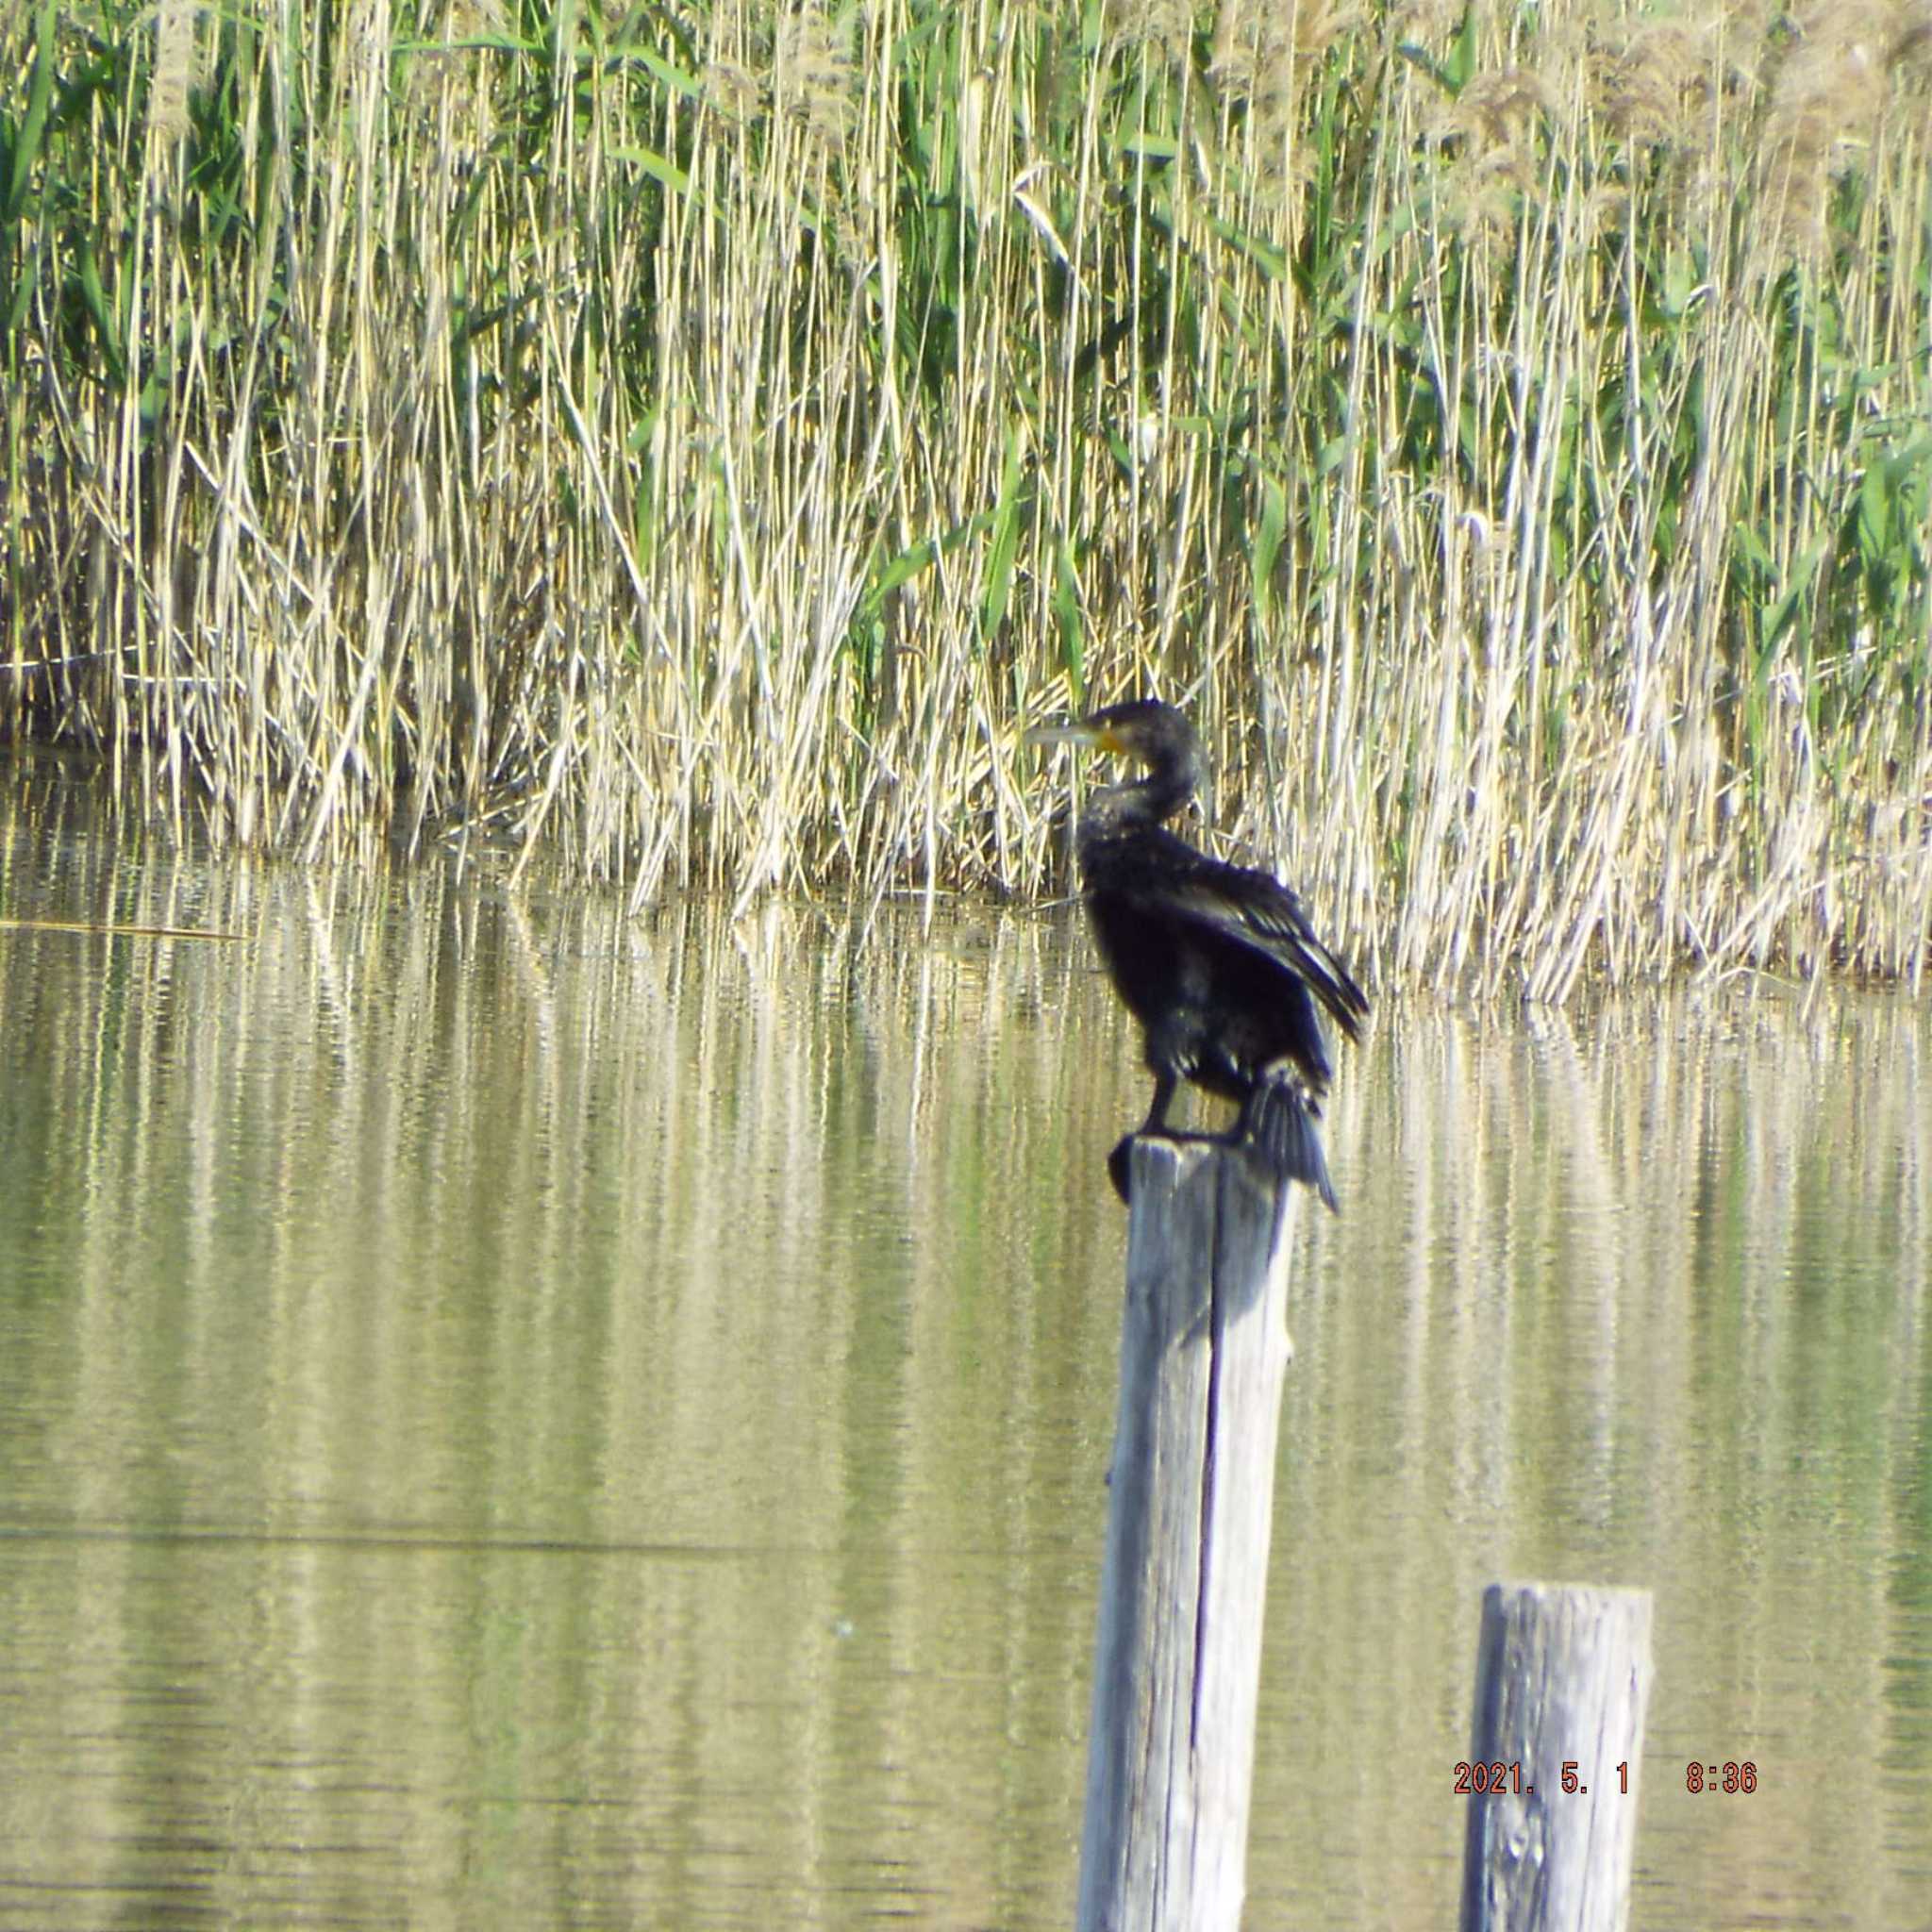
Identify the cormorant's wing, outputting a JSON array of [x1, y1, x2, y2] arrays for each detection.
[[1147, 834, 1368, 1038]]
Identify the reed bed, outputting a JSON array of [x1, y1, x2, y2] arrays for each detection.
[[2, 0, 1928, 993]]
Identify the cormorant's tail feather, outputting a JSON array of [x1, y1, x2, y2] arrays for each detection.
[[1246, 1079, 1339, 1213]]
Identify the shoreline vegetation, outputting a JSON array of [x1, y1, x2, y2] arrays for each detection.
[[2, 0, 1928, 995]]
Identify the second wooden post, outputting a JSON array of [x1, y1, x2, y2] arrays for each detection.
[[1076, 1137, 1299, 1932]]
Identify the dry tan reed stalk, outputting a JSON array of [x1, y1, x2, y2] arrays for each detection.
[[145, 0, 200, 149]]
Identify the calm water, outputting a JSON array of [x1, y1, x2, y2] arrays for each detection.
[[2, 764, 1928, 1930]]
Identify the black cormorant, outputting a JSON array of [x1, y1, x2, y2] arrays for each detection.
[[1029, 699, 1367, 1208]]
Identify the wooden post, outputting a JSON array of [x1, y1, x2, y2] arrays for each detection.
[[1459, 1582, 1656, 1932], [1076, 1137, 1297, 1932]]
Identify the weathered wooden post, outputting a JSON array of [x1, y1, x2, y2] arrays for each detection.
[[1459, 1581, 1656, 1932], [1076, 1136, 1297, 1932]]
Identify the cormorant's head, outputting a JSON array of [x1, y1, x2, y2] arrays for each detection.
[[1024, 698, 1201, 770], [1025, 700, 1206, 821]]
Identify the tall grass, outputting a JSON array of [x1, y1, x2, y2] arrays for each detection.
[[2, 0, 1928, 992]]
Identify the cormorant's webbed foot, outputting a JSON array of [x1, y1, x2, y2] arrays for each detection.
[[1108, 1125, 1340, 1208]]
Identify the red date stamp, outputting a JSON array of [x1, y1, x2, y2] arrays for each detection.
[[1457, 1761, 1759, 1796]]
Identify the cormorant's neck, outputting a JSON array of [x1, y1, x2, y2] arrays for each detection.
[[1092, 745, 1202, 830]]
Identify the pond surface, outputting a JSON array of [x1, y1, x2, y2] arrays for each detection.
[[2, 761, 1928, 1930]]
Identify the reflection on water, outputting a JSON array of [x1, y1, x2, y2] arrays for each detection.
[[1, 762, 1927, 1930]]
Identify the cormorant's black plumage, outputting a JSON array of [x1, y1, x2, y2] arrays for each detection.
[[1031, 699, 1367, 1208]]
